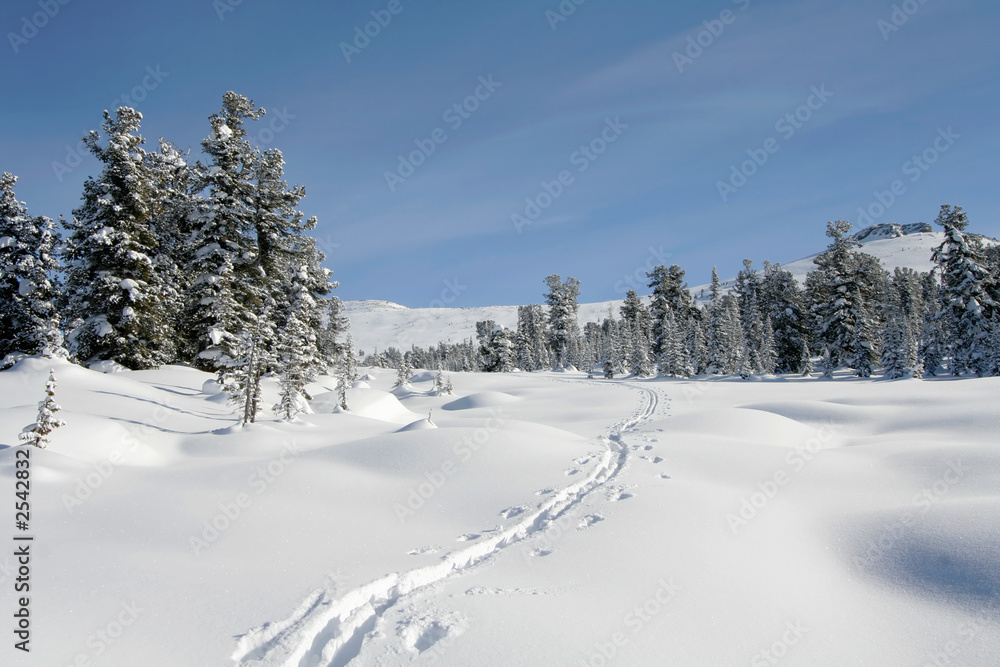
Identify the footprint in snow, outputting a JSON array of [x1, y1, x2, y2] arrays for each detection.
[[564, 467, 580, 476], [407, 546, 440, 556], [651, 456, 663, 463], [500, 506, 527, 519], [529, 547, 553, 557], [536, 488, 555, 496], [577, 514, 605, 530], [456, 533, 481, 542], [573, 456, 591, 465], [643, 445, 654, 451], [615, 491, 634, 501], [658, 473, 671, 479]]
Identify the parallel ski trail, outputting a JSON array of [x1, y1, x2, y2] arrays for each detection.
[[231, 380, 660, 667]]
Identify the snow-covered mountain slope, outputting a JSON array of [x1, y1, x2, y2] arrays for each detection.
[[346, 225, 974, 353]]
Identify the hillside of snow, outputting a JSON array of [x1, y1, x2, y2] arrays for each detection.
[[346, 226, 959, 354]]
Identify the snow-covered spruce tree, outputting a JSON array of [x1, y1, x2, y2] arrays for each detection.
[[274, 264, 322, 421], [394, 356, 413, 388], [931, 205, 996, 376], [145, 140, 201, 361], [686, 315, 708, 375], [760, 262, 811, 374], [647, 264, 695, 359], [805, 220, 884, 377], [881, 292, 921, 380], [19, 369, 65, 449], [317, 296, 350, 366], [515, 304, 549, 371], [63, 107, 175, 369], [250, 149, 333, 364], [476, 320, 515, 373], [183, 92, 264, 369], [0, 173, 64, 363], [343, 332, 358, 384], [734, 260, 775, 374], [628, 318, 654, 377], [544, 274, 582, 369], [603, 357, 615, 379], [657, 307, 693, 378], [224, 315, 270, 425], [918, 272, 946, 376], [704, 267, 734, 374]]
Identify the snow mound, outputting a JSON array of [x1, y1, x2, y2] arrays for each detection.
[[441, 391, 521, 411], [201, 378, 225, 395], [88, 359, 130, 374], [662, 407, 833, 448], [312, 388, 421, 424], [352, 381, 371, 389], [397, 417, 438, 432]]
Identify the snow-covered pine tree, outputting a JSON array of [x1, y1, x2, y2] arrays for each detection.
[[224, 314, 269, 425], [394, 356, 413, 388], [931, 205, 996, 376], [19, 369, 65, 449], [476, 320, 515, 372], [647, 264, 695, 359], [704, 267, 729, 374], [881, 291, 920, 380], [544, 274, 582, 370], [515, 304, 549, 371], [343, 333, 358, 384], [63, 107, 175, 369], [760, 262, 810, 374], [183, 92, 264, 369], [274, 262, 322, 421], [317, 296, 350, 366], [145, 140, 201, 361], [628, 317, 654, 377], [657, 307, 694, 378], [0, 173, 64, 364], [806, 221, 884, 377]]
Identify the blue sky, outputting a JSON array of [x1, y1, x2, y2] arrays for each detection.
[[1, 0, 998, 307]]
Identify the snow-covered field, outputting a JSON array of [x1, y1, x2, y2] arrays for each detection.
[[2, 357, 998, 666]]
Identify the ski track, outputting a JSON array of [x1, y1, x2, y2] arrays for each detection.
[[231, 380, 661, 667]]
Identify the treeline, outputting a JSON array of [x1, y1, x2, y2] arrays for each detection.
[[388, 209, 1000, 380], [0, 93, 349, 421]]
